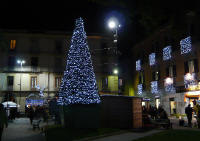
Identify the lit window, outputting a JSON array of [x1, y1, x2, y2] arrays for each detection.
[[55, 77, 61, 88], [31, 76, 37, 89], [10, 40, 16, 50]]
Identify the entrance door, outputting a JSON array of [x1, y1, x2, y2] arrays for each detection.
[[189, 97, 198, 107], [170, 98, 176, 114], [155, 98, 160, 109]]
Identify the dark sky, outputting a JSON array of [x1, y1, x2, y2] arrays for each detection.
[[0, 1, 128, 34]]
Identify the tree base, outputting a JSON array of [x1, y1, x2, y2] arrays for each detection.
[[63, 104, 100, 129]]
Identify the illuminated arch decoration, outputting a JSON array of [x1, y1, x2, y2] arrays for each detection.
[[136, 60, 141, 71], [149, 53, 156, 66], [137, 84, 143, 95], [180, 36, 192, 54], [163, 46, 172, 61], [151, 81, 159, 94]]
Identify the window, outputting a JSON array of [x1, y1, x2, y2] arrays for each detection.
[[184, 59, 198, 74], [139, 72, 145, 84], [152, 71, 160, 81], [55, 40, 62, 53], [31, 76, 37, 89], [102, 77, 108, 90], [8, 56, 16, 67], [55, 77, 61, 88], [166, 65, 176, 77], [30, 39, 39, 53], [31, 57, 38, 67], [10, 40, 16, 50], [7, 76, 14, 86]]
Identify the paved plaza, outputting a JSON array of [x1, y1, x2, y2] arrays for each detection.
[[2, 118, 45, 141], [1, 117, 199, 141]]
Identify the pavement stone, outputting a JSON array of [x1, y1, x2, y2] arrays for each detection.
[[2, 118, 45, 141]]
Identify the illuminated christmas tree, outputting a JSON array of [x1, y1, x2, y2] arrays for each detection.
[[57, 17, 101, 105]]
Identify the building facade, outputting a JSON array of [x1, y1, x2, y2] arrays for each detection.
[[133, 23, 200, 115], [0, 29, 119, 112]]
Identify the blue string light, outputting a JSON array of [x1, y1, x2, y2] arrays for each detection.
[[149, 53, 156, 66], [136, 60, 141, 71], [163, 46, 172, 61], [151, 81, 159, 94], [137, 84, 143, 95], [57, 18, 101, 105], [180, 36, 192, 54]]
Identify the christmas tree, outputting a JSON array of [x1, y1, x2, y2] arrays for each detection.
[[57, 17, 101, 105]]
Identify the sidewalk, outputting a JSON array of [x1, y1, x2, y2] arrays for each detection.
[[2, 118, 46, 141], [90, 130, 162, 141]]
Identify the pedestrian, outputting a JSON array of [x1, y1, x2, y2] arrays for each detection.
[[28, 106, 34, 124], [185, 104, 193, 127], [0, 104, 8, 141]]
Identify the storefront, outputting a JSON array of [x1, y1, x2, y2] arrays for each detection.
[[184, 91, 200, 107], [25, 93, 45, 107]]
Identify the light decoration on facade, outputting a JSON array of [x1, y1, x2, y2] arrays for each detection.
[[136, 60, 141, 71], [163, 46, 172, 61], [164, 77, 175, 93], [151, 81, 159, 94], [149, 53, 156, 66], [184, 73, 196, 88], [57, 17, 101, 105], [137, 84, 143, 95], [180, 36, 192, 54]]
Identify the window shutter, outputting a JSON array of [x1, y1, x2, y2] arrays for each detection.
[[158, 70, 161, 80], [152, 72, 155, 81], [173, 65, 177, 77], [194, 59, 199, 73], [184, 61, 189, 74], [166, 67, 169, 77]]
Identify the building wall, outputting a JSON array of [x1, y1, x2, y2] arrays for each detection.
[[132, 23, 200, 114], [0, 30, 118, 112]]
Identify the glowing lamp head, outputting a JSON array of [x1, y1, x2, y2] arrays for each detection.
[[17, 60, 21, 64], [113, 69, 118, 74], [108, 20, 116, 29], [185, 73, 192, 80], [165, 77, 173, 85], [22, 60, 25, 64]]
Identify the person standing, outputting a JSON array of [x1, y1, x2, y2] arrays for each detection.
[[185, 104, 193, 127], [0, 104, 8, 141]]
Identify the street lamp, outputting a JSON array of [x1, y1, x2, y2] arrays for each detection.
[[108, 17, 121, 94], [17, 59, 25, 108], [108, 17, 121, 44]]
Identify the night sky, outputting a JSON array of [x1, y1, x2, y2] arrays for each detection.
[[0, 1, 127, 34], [1, 0, 199, 77]]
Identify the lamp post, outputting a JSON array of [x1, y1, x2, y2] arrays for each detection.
[[17, 59, 25, 107], [108, 17, 121, 94]]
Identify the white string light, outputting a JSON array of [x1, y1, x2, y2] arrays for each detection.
[[57, 18, 101, 105]]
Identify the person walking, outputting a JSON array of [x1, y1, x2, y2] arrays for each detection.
[[0, 104, 8, 141], [28, 106, 34, 124], [185, 104, 193, 127]]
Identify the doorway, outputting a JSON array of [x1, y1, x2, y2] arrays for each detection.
[[170, 98, 176, 114]]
